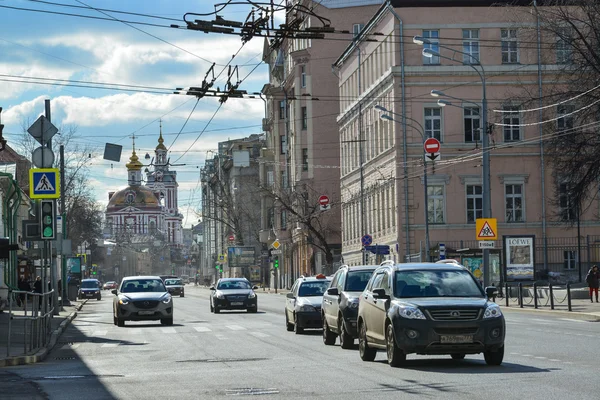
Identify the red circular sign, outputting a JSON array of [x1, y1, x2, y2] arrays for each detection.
[[228, 235, 235, 241], [423, 138, 441, 154], [318, 195, 330, 206]]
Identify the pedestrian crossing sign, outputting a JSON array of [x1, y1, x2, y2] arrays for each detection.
[[29, 168, 60, 199], [476, 218, 497, 240]]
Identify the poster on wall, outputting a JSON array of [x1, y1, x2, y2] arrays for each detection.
[[66, 257, 82, 274], [503, 235, 535, 281]]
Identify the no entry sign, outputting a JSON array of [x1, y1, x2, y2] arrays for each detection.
[[319, 195, 330, 206], [424, 138, 441, 154]]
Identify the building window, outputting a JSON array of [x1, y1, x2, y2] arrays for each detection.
[[564, 250, 576, 270], [462, 29, 480, 64], [424, 107, 442, 140], [300, 66, 306, 88], [503, 106, 521, 142], [505, 184, 524, 222], [427, 185, 445, 223], [268, 207, 274, 229], [501, 29, 518, 64], [466, 185, 483, 223], [301, 106, 307, 130], [302, 148, 308, 171], [353, 24, 364, 38], [280, 135, 287, 154], [422, 30, 440, 64], [556, 28, 573, 64], [281, 168, 288, 189], [279, 100, 285, 120], [557, 105, 574, 131], [559, 182, 576, 221], [464, 107, 481, 142], [280, 210, 287, 229]]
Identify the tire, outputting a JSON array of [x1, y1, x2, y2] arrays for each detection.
[[214, 307, 220, 314], [339, 318, 354, 349], [117, 318, 125, 327], [247, 306, 257, 313], [97, 296, 101, 301], [180, 293, 184, 298], [113, 315, 117, 326], [322, 316, 336, 345], [285, 312, 294, 331], [386, 324, 406, 367], [451, 353, 466, 360], [294, 314, 304, 334], [358, 322, 376, 362], [210, 301, 214, 313], [161, 318, 174, 326], [484, 345, 504, 366]]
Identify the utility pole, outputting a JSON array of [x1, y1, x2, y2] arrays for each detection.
[[45, 100, 60, 316]]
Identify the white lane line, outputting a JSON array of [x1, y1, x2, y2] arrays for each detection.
[[249, 332, 270, 338], [93, 330, 107, 336], [534, 356, 547, 360], [161, 327, 177, 334], [226, 325, 246, 331], [215, 334, 227, 340], [521, 354, 533, 357], [559, 318, 587, 323], [564, 362, 574, 364], [194, 327, 212, 333], [101, 343, 119, 348], [549, 359, 561, 362]]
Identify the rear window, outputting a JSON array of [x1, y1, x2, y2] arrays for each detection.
[[344, 270, 374, 292], [394, 270, 483, 298]]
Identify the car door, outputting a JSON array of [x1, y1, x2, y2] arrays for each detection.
[[370, 270, 392, 344], [330, 270, 346, 331], [363, 272, 384, 342], [286, 280, 299, 321], [323, 270, 343, 329]]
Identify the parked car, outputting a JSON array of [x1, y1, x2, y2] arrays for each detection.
[[103, 281, 117, 290], [357, 262, 504, 367], [112, 276, 173, 327], [285, 274, 332, 334], [209, 278, 258, 313], [78, 279, 101, 300], [164, 278, 185, 297], [322, 265, 377, 348]]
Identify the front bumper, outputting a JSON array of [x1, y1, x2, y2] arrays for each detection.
[[214, 296, 257, 310], [117, 300, 173, 321], [168, 287, 184, 296], [295, 310, 322, 329], [392, 317, 505, 355], [79, 291, 100, 298]]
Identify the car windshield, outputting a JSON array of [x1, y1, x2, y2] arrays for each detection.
[[394, 270, 483, 298], [298, 280, 330, 297], [81, 281, 98, 289], [120, 279, 166, 293], [165, 279, 182, 286], [217, 280, 251, 290], [345, 270, 374, 292]]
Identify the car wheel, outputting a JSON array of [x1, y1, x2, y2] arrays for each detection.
[[484, 345, 504, 366], [339, 318, 354, 349], [117, 318, 125, 327], [210, 300, 214, 313], [386, 324, 406, 367], [180, 293, 184, 297], [451, 353, 466, 360], [113, 315, 117, 326], [322, 316, 336, 345], [294, 314, 304, 334], [247, 306, 257, 313], [214, 306, 220, 314], [358, 322, 376, 362], [285, 311, 294, 332], [161, 318, 174, 326], [97, 296, 101, 301]]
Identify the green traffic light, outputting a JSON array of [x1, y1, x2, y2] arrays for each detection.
[[43, 227, 53, 237]]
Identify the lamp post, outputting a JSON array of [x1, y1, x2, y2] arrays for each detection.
[[375, 106, 431, 262], [414, 36, 491, 287]]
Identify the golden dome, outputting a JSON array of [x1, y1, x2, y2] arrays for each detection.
[[106, 185, 160, 209], [126, 150, 143, 171], [156, 131, 167, 151]]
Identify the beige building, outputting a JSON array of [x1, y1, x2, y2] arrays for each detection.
[[334, 0, 600, 282]]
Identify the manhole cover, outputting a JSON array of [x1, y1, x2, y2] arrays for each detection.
[[53, 357, 76, 361], [226, 388, 279, 396], [177, 357, 269, 363]]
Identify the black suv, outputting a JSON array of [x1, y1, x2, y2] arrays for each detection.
[[322, 265, 377, 349], [357, 263, 504, 367]]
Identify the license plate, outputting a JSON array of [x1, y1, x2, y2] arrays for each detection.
[[441, 335, 473, 344], [138, 311, 155, 315], [231, 302, 243, 306]]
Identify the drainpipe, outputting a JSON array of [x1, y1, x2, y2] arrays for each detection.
[[387, 3, 410, 260], [533, 0, 548, 270]]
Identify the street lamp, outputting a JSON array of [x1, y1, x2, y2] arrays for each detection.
[[375, 105, 431, 262], [414, 35, 491, 287]]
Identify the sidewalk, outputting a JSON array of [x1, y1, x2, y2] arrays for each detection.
[[0, 298, 87, 367], [496, 295, 600, 321]]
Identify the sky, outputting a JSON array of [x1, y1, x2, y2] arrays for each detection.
[[0, 0, 273, 228]]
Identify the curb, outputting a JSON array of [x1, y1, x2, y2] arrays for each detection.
[[0, 300, 87, 368], [500, 305, 600, 322]]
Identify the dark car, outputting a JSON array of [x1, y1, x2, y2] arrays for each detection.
[[209, 278, 258, 313], [112, 276, 173, 327], [285, 274, 332, 334], [78, 279, 101, 300], [357, 263, 504, 367], [322, 265, 377, 348], [164, 278, 185, 297]]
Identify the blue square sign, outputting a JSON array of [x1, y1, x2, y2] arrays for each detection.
[[29, 168, 60, 199]]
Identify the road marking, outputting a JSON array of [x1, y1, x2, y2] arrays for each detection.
[[559, 318, 587, 323], [215, 334, 227, 340], [521, 354, 533, 357], [534, 356, 547, 360], [549, 359, 561, 362], [93, 330, 107, 336], [61, 343, 81, 350], [249, 332, 270, 338], [226, 325, 246, 331], [194, 327, 212, 333], [101, 343, 119, 348], [161, 327, 177, 334]]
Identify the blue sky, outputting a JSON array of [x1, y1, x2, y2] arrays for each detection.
[[0, 0, 271, 227]]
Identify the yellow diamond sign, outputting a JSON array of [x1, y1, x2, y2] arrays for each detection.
[[271, 239, 281, 250]]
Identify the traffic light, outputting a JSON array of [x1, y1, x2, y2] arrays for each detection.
[[273, 256, 279, 269], [40, 200, 55, 240]]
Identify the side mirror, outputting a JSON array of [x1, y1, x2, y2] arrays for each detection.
[[485, 286, 497, 299], [372, 288, 389, 299], [252, 285, 259, 290], [209, 286, 216, 291], [286, 292, 295, 299], [326, 287, 339, 296], [111, 289, 118, 295]]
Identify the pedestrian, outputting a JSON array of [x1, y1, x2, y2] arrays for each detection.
[[33, 276, 42, 310], [586, 265, 600, 303], [18, 276, 29, 307]]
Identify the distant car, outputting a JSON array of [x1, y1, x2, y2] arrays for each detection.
[[180, 275, 190, 284], [103, 281, 117, 290], [78, 279, 101, 300], [357, 263, 505, 367], [285, 274, 332, 334], [112, 276, 173, 327], [322, 265, 377, 348], [164, 278, 185, 297], [209, 278, 258, 313]]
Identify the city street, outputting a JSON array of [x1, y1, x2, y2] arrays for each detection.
[[4, 286, 600, 399]]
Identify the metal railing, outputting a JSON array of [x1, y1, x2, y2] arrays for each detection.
[[498, 283, 574, 312], [6, 289, 55, 357]]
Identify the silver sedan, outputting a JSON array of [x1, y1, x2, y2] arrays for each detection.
[[112, 276, 173, 327]]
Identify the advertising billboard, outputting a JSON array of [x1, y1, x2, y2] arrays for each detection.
[[67, 257, 82, 274], [227, 247, 256, 268], [503, 235, 535, 281]]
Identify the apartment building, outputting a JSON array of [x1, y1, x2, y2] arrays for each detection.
[[334, 0, 600, 282]]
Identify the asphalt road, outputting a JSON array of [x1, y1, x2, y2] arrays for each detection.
[[4, 285, 600, 399]]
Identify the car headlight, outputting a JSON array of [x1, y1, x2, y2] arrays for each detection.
[[483, 303, 503, 319], [216, 292, 224, 299], [248, 292, 256, 299], [161, 294, 172, 304], [397, 305, 426, 320], [118, 297, 130, 305], [297, 303, 316, 312], [348, 300, 359, 309]]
